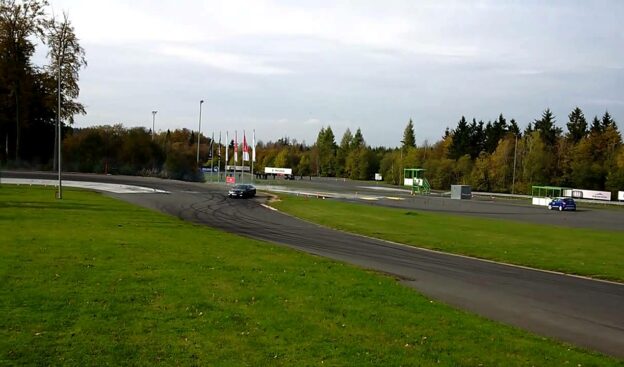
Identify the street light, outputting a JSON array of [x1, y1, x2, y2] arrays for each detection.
[[197, 100, 204, 165], [151, 110, 157, 140]]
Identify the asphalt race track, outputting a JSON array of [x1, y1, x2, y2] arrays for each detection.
[[3, 171, 624, 358]]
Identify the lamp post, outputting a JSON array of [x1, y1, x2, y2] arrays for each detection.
[[512, 133, 518, 194], [196, 100, 204, 165], [151, 110, 157, 140], [56, 52, 63, 199]]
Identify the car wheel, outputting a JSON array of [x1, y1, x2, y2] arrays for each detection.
[[548, 205, 552, 210], [559, 206, 563, 211]]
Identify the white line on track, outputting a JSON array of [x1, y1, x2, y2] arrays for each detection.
[[1, 178, 169, 194]]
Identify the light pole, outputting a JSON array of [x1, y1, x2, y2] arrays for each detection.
[[196, 100, 204, 166], [56, 53, 63, 199], [512, 133, 518, 194], [151, 110, 157, 140]]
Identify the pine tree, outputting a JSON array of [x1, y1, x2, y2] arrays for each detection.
[[533, 108, 561, 146], [590, 116, 602, 134], [402, 119, 415, 149], [566, 107, 587, 143], [601, 111, 617, 131], [448, 116, 470, 160], [352, 128, 365, 149]]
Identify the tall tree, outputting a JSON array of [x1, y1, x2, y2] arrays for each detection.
[[336, 128, 353, 177], [352, 128, 365, 149], [590, 116, 602, 134], [448, 116, 470, 159], [533, 108, 561, 146], [0, 0, 49, 160], [601, 111, 617, 131], [566, 107, 587, 143], [402, 118, 415, 150]]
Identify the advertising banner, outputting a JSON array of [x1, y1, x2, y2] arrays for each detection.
[[563, 189, 612, 201], [619, 191, 624, 201], [226, 176, 235, 184]]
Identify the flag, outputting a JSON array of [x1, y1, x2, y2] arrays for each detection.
[[225, 131, 229, 164], [252, 129, 256, 162], [218, 131, 221, 158], [243, 131, 250, 162], [208, 132, 214, 159], [234, 131, 238, 162]]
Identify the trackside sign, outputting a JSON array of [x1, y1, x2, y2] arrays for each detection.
[[563, 189, 612, 201], [264, 167, 292, 175]]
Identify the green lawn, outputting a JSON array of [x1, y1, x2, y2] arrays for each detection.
[[272, 196, 624, 282], [1, 185, 622, 366]]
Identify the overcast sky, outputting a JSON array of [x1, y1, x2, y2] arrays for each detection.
[[42, 0, 624, 147]]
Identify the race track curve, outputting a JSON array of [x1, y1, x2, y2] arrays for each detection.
[[3, 171, 624, 358]]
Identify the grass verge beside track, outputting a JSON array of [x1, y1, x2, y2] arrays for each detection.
[[272, 195, 624, 283], [1, 186, 622, 365]]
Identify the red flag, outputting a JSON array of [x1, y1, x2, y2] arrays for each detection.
[[243, 131, 249, 161]]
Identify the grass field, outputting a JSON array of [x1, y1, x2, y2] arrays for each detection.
[[1, 185, 622, 366], [272, 196, 624, 282]]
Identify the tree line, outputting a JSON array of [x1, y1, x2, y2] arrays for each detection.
[[251, 107, 623, 196]]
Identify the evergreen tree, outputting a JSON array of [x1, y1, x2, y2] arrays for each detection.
[[448, 116, 470, 160], [402, 118, 415, 149], [468, 119, 485, 159], [352, 128, 365, 149], [590, 116, 602, 133], [484, 114, 508, 153], [566, 107, 587, 143], [601, 111, 617, 131], [533, 108, 561, 146], [509, 118, 521, 137]]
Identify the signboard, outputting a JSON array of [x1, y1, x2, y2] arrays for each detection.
[[265, 167, 292, 175], [201, 166, 219, 173], [374, 173, 382, 181], [619, 191, 624, 201], [226, 176, 236, 184], [225, 165, 250, 172], [563, 189, 612, 201]]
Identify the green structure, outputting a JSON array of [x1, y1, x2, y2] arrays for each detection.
[[531, 185, 569, 206], [404, 168, 431, 195]]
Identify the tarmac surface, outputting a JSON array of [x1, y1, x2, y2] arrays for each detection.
[[3, 171, 624, 358]]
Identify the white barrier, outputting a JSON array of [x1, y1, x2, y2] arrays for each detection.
[[563, 189, 611, 201], [532, 197, 552, 206], [619, 191, 624, 201]]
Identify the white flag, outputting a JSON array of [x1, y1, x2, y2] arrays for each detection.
[[225, 131, 229, 164], [234, 131, 238, 162]]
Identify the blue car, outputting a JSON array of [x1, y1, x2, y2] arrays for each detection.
[[547, 197, 576, 211]]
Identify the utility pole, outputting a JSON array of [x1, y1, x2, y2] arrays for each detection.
[[512, 133, 518, 194], [196, 100, 204, 166]]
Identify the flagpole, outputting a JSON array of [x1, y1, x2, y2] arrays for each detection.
[[234, 130, 238, 184], [225, 131, 229, 182], [218, 131, 222, 183], [242, 130, 245, 184], [211, 132, 215, 181], [251, 129, 255, 183]]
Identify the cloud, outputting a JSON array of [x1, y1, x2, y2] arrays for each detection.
[[157, 45, 292, 75]]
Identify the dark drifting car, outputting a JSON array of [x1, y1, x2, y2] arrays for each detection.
[[547, 197, 576, 211], [228, 184, 257, 199]]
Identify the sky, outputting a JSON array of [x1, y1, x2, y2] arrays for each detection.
[[40, 0, 624, 147]]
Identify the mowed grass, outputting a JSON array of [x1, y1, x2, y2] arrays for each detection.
[[272, 196, 624, 282], [1, 186, 622, 366]]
